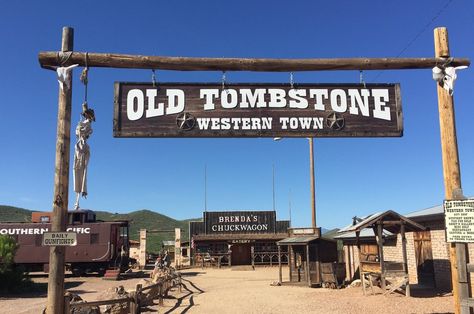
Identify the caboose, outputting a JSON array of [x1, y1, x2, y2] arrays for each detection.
[[0, 209, 130, 276]]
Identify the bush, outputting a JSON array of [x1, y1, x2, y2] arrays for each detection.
[[0, 235, 32, 293], [0, 235, 17, 270]]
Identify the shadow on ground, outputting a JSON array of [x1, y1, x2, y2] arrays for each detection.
[[162, 277, 204, 314], [1, 281, 85, 299]]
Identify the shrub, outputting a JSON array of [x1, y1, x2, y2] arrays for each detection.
[[0, 235, 32, 293], [0, 235, 17, 271]]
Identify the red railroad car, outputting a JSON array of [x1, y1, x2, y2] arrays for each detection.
[[0, 210, 130, 276]]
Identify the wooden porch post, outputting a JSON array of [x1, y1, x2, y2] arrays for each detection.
[[401, 223, 410, 297], [356, 231, 367, 295], [289, 246, 293, 282], [278, 245, 282, 284], [377, 222, 386, 290], [251, 245, 255, 269], [306, 244, 311, 287]]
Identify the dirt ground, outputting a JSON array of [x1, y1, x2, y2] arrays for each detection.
[[1, 267, 454, 314]]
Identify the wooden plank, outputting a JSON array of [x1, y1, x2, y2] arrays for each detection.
[[309, 138, 316, 228], [461, 298, 474, 308], [466, 263, 474, 273], [38, 51, 470, 71], [377, 223, 386, 290], [401, 223, 410, 297], [72, 297, 131, 308], [46, 26, 74, 314], [434, 27, 465, 314], [278, 245, 282, 284], [306, 244, 311, 286], [114, 83, 403, 138], [456, 243, 469, 314]]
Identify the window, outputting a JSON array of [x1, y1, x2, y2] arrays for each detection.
[[91, 233, 99, 244], [40, 216, 50, 223]]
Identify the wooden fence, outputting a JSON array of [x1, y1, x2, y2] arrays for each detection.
[[64, 273, 182, 314]]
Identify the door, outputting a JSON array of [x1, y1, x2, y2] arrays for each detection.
[[414, 231, 435, 286], [231, 244, 251, 265]]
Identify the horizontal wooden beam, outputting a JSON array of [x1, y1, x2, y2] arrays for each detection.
[[466, 263, 474, 272], [38, 51, 470, 72], [461, 298, 474, 308]]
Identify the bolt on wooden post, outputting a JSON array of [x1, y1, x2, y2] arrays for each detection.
[[45, 26, 74, 314], [434, 27, 466, 314]]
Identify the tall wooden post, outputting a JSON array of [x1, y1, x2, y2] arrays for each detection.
[[278, 245, 282, 284], [434, 27, 466, 314], [309, 138, 316, 228], [400, 223, 410, 297], [377, 223, 386, 290], [46, 26, 74, 314]]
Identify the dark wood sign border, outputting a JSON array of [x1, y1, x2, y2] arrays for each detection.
[[113, 82, 403, 138]]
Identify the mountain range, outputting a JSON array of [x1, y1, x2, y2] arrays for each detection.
[[0, 205, 337, 253], [0, 205, 195, 253]]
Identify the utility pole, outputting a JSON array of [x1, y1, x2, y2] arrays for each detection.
[[434, 27, 465, 314], [309, 138, 316, 228], [46, 27, 73, 314]]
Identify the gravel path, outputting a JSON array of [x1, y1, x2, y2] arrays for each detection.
[[161, 267, 454, 314], [1, 267, 454, 313]]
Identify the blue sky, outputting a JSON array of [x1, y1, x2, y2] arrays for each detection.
[[0, 0, 473, 229]]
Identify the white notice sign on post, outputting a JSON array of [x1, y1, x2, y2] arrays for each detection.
[[42, 232, 77, 246], [444, 199, 474, 243]]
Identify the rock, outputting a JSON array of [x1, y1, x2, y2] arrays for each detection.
[[100, 286, 130, 314], [65, 292, 100, 314], [137, 278, 160, 306], [350, 279, 361, 287]]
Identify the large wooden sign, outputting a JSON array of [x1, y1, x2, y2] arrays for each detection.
[[204, 211, 276, 234], [114, 82, 402, 137]]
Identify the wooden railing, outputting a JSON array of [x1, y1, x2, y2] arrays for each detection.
[[194, 252, 231, 268], [252, 252, 289, 266], [64, 273, 182, 314]]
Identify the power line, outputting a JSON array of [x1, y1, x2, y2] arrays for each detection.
[[371, 0, 454, 82]]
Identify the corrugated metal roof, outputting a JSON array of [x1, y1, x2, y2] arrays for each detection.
[[337, 210, 425, 234], [405, 197, 473, 218], [334, 228, 393, 239], [405, 204, 443, 218], [277, 235, 320, 245]]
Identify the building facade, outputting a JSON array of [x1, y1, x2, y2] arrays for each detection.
[[337, 203, 474, 292], [189, 210, 290, 266]]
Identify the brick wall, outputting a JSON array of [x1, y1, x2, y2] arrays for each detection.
[[340, 217, 456, 291], [382, 233, 418, 284], [420, 221, 451, 291]]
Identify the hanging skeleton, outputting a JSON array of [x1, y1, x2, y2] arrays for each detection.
[[74, 57, 95, 210]]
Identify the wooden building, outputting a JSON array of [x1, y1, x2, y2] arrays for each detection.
[[336, 210, 425, 296], [189, 211, 290, 266], [337, 200, 474, 293], [276, 228, 342, 287]]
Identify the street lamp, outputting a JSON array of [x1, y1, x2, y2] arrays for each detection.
[[274, 137, 316, 228]]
